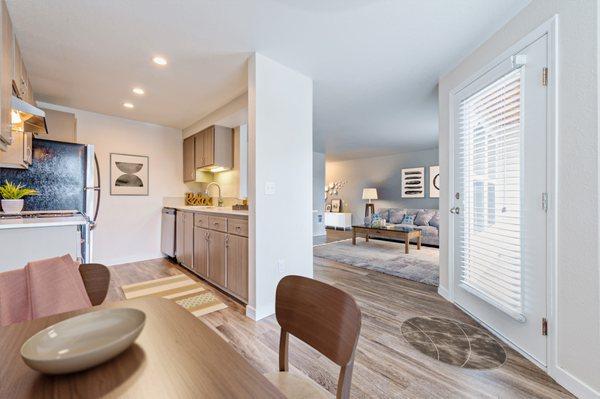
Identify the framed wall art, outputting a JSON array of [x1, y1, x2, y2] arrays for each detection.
[[401, 167, 425, 198], [110, 153, 149, 196], [331, 199, 342, 213], [429, 165, 440, 198]]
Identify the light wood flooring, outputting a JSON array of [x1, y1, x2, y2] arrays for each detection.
[[107, 235, 572, 398]]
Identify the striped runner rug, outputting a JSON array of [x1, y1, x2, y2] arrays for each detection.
[[121, 274, 227, 317]]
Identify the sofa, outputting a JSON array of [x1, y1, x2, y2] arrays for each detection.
[[369, 208, 439, 247]]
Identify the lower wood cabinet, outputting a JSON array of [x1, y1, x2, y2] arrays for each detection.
[[208, 230, 227, 287], [176, 211, 194, 268], [226, 234, 248, 301], [193, 227, 208, 278], [177, 212, 248, 303]]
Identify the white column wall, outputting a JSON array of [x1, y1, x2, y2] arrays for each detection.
[[247, 53, 313, 320]]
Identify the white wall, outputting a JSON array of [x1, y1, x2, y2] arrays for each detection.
[[313, 152, 326, 236], [183, 93, 247, 139], [248, 53, 313, 320], [39, 102, 187, 265], [438, 2, 599, 397], [326, 149, 439, 225]]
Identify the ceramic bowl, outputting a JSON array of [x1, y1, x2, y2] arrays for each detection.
[[21, 308, 146, 374]]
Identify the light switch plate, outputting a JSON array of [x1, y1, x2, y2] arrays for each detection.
[[265, 181, 276, 195]]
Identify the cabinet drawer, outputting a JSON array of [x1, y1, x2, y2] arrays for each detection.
[[228, 218, 248, 237], [194, 213, 209, 228], [208, 216, 228, 232]]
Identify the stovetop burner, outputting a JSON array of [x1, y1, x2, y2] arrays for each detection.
[[0, 210, 80, 219]]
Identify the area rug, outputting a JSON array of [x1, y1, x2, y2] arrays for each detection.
[[401, 316, 506, 369], [313, 238, 439, 286], [121, 274, 227, 316]]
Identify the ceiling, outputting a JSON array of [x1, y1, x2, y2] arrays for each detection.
[[7, 0, 528, 160]]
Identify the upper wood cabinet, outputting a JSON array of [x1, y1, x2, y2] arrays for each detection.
[[184, 125, 232, 181], [12, 39, 33, 104], [0, 0, 13, 151], [183, 135, 196, 182]]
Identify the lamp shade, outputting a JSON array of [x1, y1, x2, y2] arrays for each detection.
[[362, 188, 378, 200]]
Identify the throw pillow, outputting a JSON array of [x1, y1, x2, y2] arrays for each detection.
[[429, 212, 440, 228], [374, 209, 389, 222], [388, 209, 406, 224], [402, 214, 415, 225], [415, 209, 436, 226]]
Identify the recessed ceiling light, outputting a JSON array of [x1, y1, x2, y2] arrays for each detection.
[[123, 102, 134, 109], [152, 56, 167, 66], [132, 87, 145, 95]]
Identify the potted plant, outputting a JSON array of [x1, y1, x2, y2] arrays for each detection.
[[0, 180, 37, 214]]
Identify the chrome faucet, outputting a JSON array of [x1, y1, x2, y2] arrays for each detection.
[[205, 182, 223, 207]]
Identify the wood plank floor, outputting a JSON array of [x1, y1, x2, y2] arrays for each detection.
[[107, 243, 572, 398]]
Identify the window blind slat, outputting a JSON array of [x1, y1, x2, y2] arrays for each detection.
[[456, 68, 524, 321]]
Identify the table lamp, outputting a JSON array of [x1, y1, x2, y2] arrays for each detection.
[[362, 188, 378, 217]]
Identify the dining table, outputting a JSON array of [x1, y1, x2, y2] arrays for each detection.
[[0, 296, 285, 398]]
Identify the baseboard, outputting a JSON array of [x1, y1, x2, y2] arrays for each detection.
[[437, 285, 451, 301], [551, 365, 600, 399], [100, 253, 165, 266], [246, 303, 274, 321]]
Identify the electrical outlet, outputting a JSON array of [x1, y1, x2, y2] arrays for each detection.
[[277, 259, 285, 274], [265, 181, 276, 195]]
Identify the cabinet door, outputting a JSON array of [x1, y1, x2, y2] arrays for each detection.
[[183, 136, 196, 182], [194, 131, 205, 168], [203, 126, 214, 166], [183, 212, 194, 268], [226, 234, 248, 301], [193, 227, 208, 278], [208, 230, 226, 287], [175, 211, 184, 264], [0, 2, 13, 148]]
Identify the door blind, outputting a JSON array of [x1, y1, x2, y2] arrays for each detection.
[[457, 68, 524, 321]]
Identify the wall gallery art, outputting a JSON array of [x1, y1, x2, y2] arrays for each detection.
[[110, 153, 149, 196], [331, 199, 342, 212], [401, 167, 425, 198], [429, 165, 440, 198]]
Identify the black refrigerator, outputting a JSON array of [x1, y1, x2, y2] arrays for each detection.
[[0, 138, 100, 260]]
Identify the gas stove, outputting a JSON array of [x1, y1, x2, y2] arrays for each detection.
[[0, 210, 80, 219]]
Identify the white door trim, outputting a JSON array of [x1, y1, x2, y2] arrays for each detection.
[[447, 13, 561, 384]]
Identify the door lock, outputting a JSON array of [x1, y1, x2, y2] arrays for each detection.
[[449, 206, 460, 215]]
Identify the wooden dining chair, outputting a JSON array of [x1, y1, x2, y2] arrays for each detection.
[[78, 263, 110, 305], [264, 275, 362, 399]]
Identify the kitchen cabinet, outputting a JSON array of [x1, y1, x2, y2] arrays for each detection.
[[183, 125, 232, 181], [226, 234, 248, 301], [39, 108, 77, 143], [0, 131, 31, 168], [208, 230, 226, 287], [193, 227, 208, 278], [183, 135, 195, 182], [177, 211, 249, 303], [12, 40, 33, 104], [176, 211, 194, 268], [0, 0, 13, 151]]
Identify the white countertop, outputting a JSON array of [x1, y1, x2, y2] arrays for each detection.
[[165, 205, 248, 217], [0, 214, 88, 230]]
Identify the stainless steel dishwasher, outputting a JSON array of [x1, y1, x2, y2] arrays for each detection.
[[161, 208, 176, 257]]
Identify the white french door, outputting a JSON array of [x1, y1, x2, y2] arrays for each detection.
[[451, 35, 548, 365]]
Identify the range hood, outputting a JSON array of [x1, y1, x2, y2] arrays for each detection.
[[11, 96, 48, 135]]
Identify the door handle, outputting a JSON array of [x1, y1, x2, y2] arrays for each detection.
[[450, 206, 460, 215]]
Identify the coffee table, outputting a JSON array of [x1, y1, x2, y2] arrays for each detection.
[[352, 224, 422, 254]]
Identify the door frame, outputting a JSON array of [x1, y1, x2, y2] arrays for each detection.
[[446, 16, 558, 372]]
